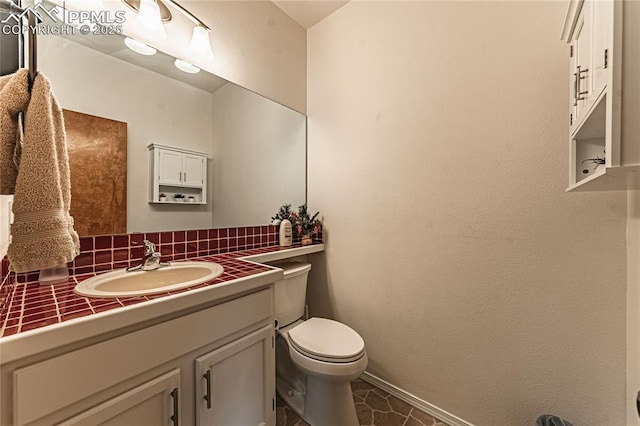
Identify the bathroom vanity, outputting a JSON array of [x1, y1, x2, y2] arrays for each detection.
[[0, 244, 324, 426]]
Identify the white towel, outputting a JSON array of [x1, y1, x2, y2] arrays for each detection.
[[7, 71, 79, 273]]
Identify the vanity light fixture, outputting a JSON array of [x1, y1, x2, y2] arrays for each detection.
[[134, 0, 167, 40], [174, 59, 200, 74], [124, 37, 157, 56], [189, 25, 214, 61], [123, 0, 214, 61]]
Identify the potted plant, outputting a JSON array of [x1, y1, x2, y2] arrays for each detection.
[[270, 204, 293, 226], [290, 204, 321, 246], [173, 193, 185, 202], [159, 193, 167, 202]]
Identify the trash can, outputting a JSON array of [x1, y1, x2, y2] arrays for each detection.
[[536, 414, 574, 426]]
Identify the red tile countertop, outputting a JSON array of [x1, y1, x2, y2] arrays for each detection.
[[0, 245, 318, 338]]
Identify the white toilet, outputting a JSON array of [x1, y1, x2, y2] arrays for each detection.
[[272, 261, 367, 426]]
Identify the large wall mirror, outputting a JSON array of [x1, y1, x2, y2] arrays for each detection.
[[38, 28, 306, 236]]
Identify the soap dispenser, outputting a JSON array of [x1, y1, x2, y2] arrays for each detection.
[[279, 218, 292, 247]]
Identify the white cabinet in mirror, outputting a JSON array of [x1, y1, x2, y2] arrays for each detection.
[[149, 144, 208, 205], [37, 25, 306, 234]]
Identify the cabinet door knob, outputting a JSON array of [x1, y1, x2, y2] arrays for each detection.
[[203, 369, 212, 410]]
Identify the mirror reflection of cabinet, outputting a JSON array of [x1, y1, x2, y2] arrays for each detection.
[[149, 144, 208, 204]]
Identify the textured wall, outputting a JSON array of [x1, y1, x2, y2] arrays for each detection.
[[306, 2, 628, 425]]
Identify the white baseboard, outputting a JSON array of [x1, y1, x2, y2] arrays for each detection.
[[360, 371, 474, 426]]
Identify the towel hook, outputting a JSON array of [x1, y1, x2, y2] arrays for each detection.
[[26, 4, 37, 90], [0, 0, 38, 89]]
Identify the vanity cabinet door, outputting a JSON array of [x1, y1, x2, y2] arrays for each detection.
[[158, 148, 184, 186], [58, 369, 181, 426], [182, 153, 205, 187], [195, 325, 275, 426]]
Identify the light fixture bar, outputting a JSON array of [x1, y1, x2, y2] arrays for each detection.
[[122, 0, 172, 22], [162, 0, 210, 31]]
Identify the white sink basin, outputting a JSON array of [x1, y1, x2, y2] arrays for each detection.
[[74, 261, 224, 298]]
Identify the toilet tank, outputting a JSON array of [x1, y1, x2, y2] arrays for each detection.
[[271, 261, 312, 328]]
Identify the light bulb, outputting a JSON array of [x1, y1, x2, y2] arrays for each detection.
[[175, 59, 200, 74], [124, 37, 157, 56], [136, 0, 166, 40], [189, 25, 214, 61]]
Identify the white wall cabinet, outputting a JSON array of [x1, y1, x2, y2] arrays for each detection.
[[149, 143, 208, 204], [562, 0, 640, 190], [5, 288, 275, 426], [195, 325, 275, 426]]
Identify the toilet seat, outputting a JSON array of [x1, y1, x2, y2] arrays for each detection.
[[287, 318, 365, 363]]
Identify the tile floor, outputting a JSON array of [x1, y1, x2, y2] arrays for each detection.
[[276, 379, 449, 426]]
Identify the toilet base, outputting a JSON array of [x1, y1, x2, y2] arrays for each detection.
[[277, 373, 359, 426], [276, 332, 362, 426], [303, 375, 359, 426]]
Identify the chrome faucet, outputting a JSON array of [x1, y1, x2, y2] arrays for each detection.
[[127, 240, 169, 272]]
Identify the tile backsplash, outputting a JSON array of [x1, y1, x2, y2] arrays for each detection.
[[1, 225, 323, 286]]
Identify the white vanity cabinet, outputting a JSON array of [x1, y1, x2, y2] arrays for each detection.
[[562, 0, 640, 190], [58, 370, 181, 426], [195, 325, 275, 426], [149, 143, 208, 204], [3, 288, 275, 426]]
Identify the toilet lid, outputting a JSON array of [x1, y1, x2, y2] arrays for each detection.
[[288, 318, 365, 362]]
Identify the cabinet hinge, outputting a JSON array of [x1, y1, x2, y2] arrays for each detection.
[[570, 45, 574, 58], [604, 49, 608, 69], [570, 113, 573, 126]]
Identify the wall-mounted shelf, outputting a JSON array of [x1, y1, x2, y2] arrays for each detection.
[[148, 144, 208, 204], [149, 201, 208, 205]]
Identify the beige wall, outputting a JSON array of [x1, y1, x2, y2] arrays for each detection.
[[306, 2, 628, 425]]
